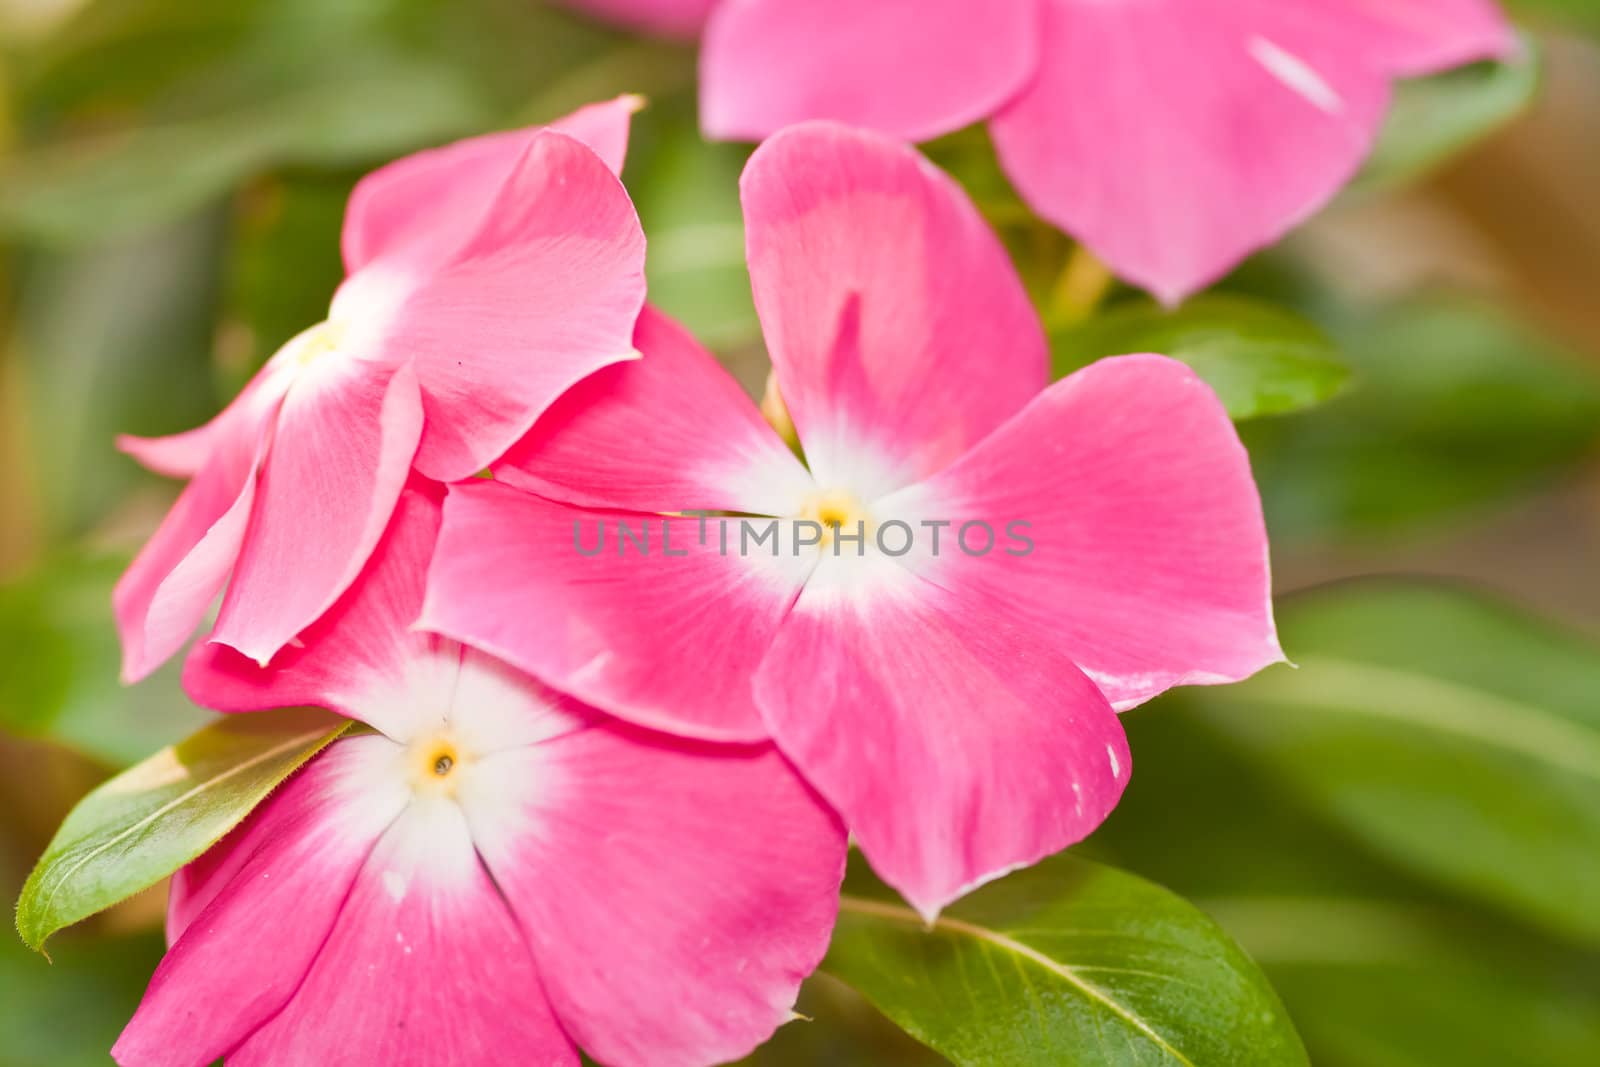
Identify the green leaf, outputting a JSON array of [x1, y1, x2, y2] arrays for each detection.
[[1192, 579, 1600, 946], [0, 552, 209, 768], [823, 855, 1308, 1067], [1358, 42, 1541, 191], [1091, 698, 1600, 1067], [1051, 296, 1351, 420], [1242, 300, 1600, 541], [15, 708, 350, 951]]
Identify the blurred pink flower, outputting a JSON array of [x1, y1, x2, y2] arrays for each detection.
[[114, 484, 846, 1067], [114, 98, 648, 682], [422, 123, 1283, 919], [575, 0, 1514, 301]]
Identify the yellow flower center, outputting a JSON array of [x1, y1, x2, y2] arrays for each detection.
[[800, 488, 872, 546], [409, 733, 467, 796], [290, 319, 346, 369]]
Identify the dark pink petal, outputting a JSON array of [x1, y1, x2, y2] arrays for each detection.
[[227, 799, 576, 1067], [497, 306, 814, 515], [741, 122, 1047, 496], [422, 482, 813, 741], [557, 0, 719, 38], [342, 97, 640, 274], [702, 0, 1039, 142], [209, 360, 424, 667], [184, 481, 442, 716], [467, 724, 845, 1067], [753, 553, 1128, 920], [389, 130, 646, 482], [991, 0, 1392, 303], [113, 737, 409, 1067], [885, 354, 1282, 710]]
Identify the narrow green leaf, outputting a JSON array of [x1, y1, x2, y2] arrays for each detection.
[[15, 708, 350, 951], [824, 856, 1308, 1067], [1193, 580, 1600, 946], [1357, 41, 1541, 191], [1051, 296, 1351, 420]]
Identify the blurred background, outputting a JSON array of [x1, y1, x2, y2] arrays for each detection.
[[1, 1, 1598, 1064]]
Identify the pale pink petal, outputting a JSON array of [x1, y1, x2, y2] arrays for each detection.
[[384, 130, 646, 482], [752, 552, 1128, 920], [113, 445, 263, 685], [184, 482, 441, 717], [883, 354, 1282, 710], [496, 306, 814, 516], [558, 0, 719, 38], [742, 122, 1046, 497], [342, 97, 640, 273], [208, 360, 423, 667], [702, 0, 1039, 142], [113, 737, 409, 1067], [463, 723, 845, 1067], [117, 425, 221, 480], [422, 482, 813, 741], [228, 798, 577, 1067], [992, 0, 1392, 303]]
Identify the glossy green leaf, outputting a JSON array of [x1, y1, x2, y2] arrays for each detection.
[[1193, 580, 1600, 946], [0, 552, 208, 768], [16, 708, 350, 951], [1358, 42, 1541, 191], [824, 855, 1308, 1067], [1051, 296, 1351, 420]]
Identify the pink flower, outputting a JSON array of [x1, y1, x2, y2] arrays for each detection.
[[421, 123, 1283, 920], [569, 0, 1514, 301], [113, 98, 649, 682], [114, 484, 846, 1067]]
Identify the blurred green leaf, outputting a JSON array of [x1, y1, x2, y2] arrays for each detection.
[[0, 0, 626, 244], [0, 552, 207, 768], [1207, 898, 1600, 1067], [12, 209, 227, 537], [0, 927, 164, 1067], [626, 94, 759, 354], [1052, 295, 1351, 420], [1358, 42, 1540, 191], [824, 855, 1307, 1067], [1193, 580, 1600, 946], [1094, 692, 1600, 1067], [16, 708, 349, 951], [1243, 301, 1600, 541]]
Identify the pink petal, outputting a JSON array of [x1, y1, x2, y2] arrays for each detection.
[[752, 552, 1128, 920], [884, 354, 1282, 710], [741, 122, 1047, 497], [991, 0, 1393, 303], [422, 482, 813, 742], [342, 97, 641, 274], [557, 0, 719, 38], [1304, 0, 1517, 76], [466, 723, 845, 1067], [702, 0, 1039, 142], [184, 481, 441, 716], [113, 737, 409, 1067], [496, 306, 814, 516], [228, 798, 576, 1067], [117, 425, 221, 480], [208, 360, 423, 667], [114, 444, 268, 683], [390, 129, 647, 482]]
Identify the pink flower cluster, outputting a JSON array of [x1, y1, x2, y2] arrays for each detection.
[[567, 0, 1514, 301], [107, 2, 1506, 1059]]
